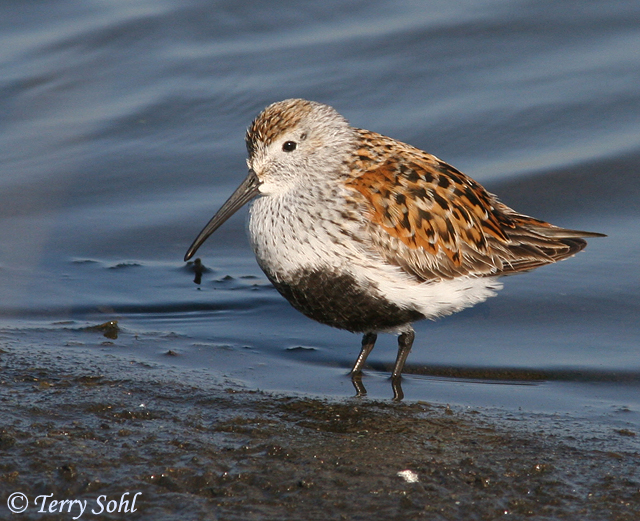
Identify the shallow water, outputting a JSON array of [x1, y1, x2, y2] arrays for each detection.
[[1, 1, 640, 514]]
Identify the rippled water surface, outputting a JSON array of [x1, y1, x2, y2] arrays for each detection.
[[2, 0, 639, 428]]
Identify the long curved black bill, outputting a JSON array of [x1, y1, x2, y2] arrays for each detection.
[[184, 170, 261, 261]]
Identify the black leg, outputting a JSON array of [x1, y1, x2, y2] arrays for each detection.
[[350, 332, 377, 375], [350, 332, 377, 397], [391, 329, 415, 401]]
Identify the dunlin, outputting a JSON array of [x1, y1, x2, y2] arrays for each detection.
[[185, 99, 604, 400]]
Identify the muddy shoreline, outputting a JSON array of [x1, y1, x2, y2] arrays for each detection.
[[1, 345, 639, 521]]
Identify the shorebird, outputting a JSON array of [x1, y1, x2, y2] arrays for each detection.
[[185, 99, 604, 400]]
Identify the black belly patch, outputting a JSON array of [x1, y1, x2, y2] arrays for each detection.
[[266, 267, 424, 333]]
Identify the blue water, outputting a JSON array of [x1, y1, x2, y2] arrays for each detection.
[[1, 0, 639, 430]]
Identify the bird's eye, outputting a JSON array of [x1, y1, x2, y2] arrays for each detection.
[[282, 141, 297, 152]]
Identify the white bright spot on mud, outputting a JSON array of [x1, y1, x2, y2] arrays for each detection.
[[397, 470, 419, 483]]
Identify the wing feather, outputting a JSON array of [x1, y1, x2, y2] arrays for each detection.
[[345, 129, 604, 282]]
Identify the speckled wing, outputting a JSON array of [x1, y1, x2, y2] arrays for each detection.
[[345, 129, 603, 281]]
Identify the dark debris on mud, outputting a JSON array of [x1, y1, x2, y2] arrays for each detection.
[[0, 347, 639, 521]]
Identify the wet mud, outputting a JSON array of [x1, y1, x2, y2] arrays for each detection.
[[1, 345, 639, 521]]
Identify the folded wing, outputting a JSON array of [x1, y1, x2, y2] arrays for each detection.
[[346, 129, 604, 282]]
